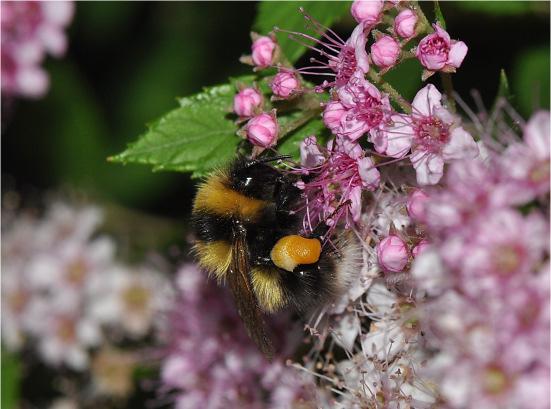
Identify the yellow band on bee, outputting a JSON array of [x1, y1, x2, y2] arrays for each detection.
[[193, 174, 265, 220], [194, 240, 232, 280], [270, 235, 322, 272]]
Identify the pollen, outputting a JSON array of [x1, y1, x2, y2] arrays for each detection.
[[270, 235, 321, 272]]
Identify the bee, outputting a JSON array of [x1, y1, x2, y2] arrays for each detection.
[[191, 155, 360, 358]]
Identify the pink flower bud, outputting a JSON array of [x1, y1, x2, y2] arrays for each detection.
[[233, 87, 262, 118], [251, 36, 276, 68], [323, 101, 346, 133], [371, 35, 400, 68], [350, 0, 384, 25], [406, 189, 429, 221], [394, 9, 418, 38], [416, 23, 467, 72], [271, 71, 300, 98], [377, 235, 409, 272], [412, 239, 430, 258], [246, 112, 278, 148]]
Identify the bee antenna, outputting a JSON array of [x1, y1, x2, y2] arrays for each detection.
[[256, 154, 292, 164], [245, 154, 292, 168]]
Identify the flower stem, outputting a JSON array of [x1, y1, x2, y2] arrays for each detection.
[[367, 69, 412, 114], [410, 0, 432, 33], [440, 72, 456, 112]]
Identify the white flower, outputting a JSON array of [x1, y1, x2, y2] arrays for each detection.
[[89, 266, 172, 338]]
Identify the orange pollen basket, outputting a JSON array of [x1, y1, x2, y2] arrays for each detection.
[[270, 235, 322, 272]]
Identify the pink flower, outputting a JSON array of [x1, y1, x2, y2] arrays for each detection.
[[296, 137, 380, 233], [416, 23, 467, 73], [382, 84, 478, 184], [350, 0, 384, 25], [412, 239, 430, 257], [300, 135, 324, 169], [271, 70, 300, 98], [251, 35, 276, 68], [233, 87, 262, 118], [1, 1, 74, 98], [370, 35, 400, 68], [456, 209, 548, 295], [406, 188, 429, 221], [377, 235, 408, 272], [322, 101, 347, 133], [500, 110, 550, 203], [329, 70, 391, 140], [283, 13, 369, 90], [394, 9, 418, 39], [246, 112, 278, 148]]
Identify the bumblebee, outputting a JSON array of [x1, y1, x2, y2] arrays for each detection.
[[191, 156, 360, 358]]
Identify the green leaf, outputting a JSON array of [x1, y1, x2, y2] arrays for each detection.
[[111, 82, 242, 178], [512, 46, 550, 116], [433, 0, 447, 30], [254, 1, 351, 63], [1, 349, 20, 409], [384, 59, 423, 102], [496, 69, 512, 102]]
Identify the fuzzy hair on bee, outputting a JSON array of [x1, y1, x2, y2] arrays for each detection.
[[191, 155, 361, 358]]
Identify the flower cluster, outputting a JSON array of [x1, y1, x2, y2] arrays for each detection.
[[158, 264, 318, 409], [1, 1, 74, 99], [410, 110, 550, 408], [2, 201, 172, 372], [228, 3, 549, 407], [233, 1, 474, 236]]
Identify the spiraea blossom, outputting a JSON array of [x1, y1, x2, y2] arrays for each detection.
[[1, 200, 171, 372], [1, 1, 74, 98], [158, 264, 317, 409], [296, 135, 380, 233], [394, 9, 418, 39], [500, 110, 550, 203], [416, 23, 468, 77], [277, 10, 369, 90], [325, 70, 392, 141], [226, 4, 546, 409], [409, 110, 550, 408], [381, 84, 479, 184]]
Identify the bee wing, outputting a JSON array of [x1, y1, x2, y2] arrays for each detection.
[[228, 225, 275, 359]]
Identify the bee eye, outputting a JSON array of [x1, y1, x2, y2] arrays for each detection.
[[270, 235, 322, 272]]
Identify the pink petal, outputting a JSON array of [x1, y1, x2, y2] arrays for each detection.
[[349, 23, 370, 74], [38, 26, 67, 57], [432, 23, 451, 44], [411, 84, 442, 117], [340, 115, 369, 141], [349, 186, 362, 222], [41, 1, 75, 27], [524, 111, 550, 159], [357, 157, 380, 189], [300, 136, 324, 167], [441, 127, 479, 161], [337, 70, 367, 107], [369, 129, 388, 154], [421, 54, 447, 71], [381, 114, 414, 158], [16, 67, 49, 98], [448, 41, 468, 68], [411, 150, 444, 185]]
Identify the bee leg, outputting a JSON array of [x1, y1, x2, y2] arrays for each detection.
[[273, 175, 301, 213]]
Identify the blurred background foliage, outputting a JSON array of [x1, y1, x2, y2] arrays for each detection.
[[1, 2, 549, 408]]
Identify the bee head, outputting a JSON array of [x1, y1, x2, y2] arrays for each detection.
[[229, 157, 283, 200]]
